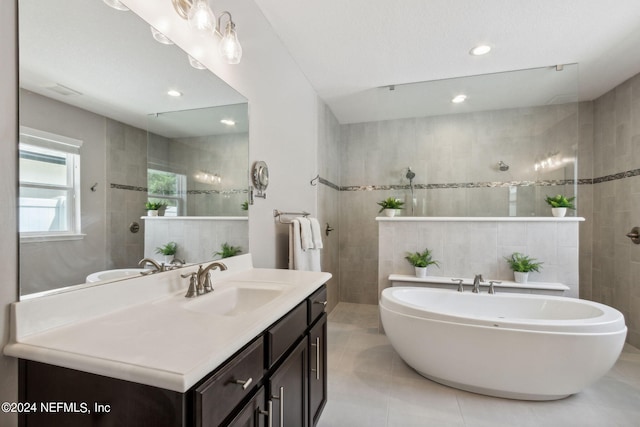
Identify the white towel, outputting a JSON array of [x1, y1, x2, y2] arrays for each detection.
[[309, 217, 324, 249], [297, 217, 313, 250], [289, 219, 321, 271], [289, 220, 307, 270]]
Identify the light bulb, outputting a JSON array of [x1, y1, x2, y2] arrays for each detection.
[[219, 21, 242, 64], [187, 0, 215, 34]]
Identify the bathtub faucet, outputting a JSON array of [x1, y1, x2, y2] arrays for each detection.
[[472, 274, 484, 293]]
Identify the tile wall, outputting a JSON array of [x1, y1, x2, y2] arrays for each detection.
[[143, 218, 249, 265], [378, 219, 581, 298], [317, 101, 341, 311], [149, 132, 249, 217], [107, 119, 148, 269], [336, 104, 579, 304], [588, 72, 640, 347]]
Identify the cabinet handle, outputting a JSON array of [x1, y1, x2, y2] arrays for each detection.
[[259, 401, 273, 427], [310, 337, 320, 380], [314, 300, 327, 307], [233, 377, 253, 390], [271, 386, 284, 427]]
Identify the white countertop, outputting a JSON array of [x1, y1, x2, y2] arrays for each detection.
[[4, 255, 331, 392]]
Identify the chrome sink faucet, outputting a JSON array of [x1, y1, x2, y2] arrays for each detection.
[[472, 274, 484, 293]]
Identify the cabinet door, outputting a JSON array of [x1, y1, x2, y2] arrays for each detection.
[[308, 313, 327, 427], [226, 387, 267, 427], [268, 337, 308, 427]]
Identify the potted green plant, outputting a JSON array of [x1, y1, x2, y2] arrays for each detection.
[[545, 194, 575, 218], [213, 242, 242, 259], [155, 241, 177, 264], [405, 248, 440, 277], [377, 197, 404, 217], [504, 252, 543, 283], [145, 201, 163, 216], [241, 201, 249, 211]]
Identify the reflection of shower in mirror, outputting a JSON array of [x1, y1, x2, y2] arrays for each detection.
[[406, 167, 416, 216]]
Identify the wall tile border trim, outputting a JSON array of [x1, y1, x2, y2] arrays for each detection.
[[317, 169, 640, 192], [110, 183, 247, 195]]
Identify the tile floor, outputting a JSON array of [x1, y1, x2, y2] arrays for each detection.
[[317, 303, 640, 427]]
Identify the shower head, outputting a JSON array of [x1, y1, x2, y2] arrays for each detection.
[[498, 161, 509, 172], [406, 167, 416, 181]]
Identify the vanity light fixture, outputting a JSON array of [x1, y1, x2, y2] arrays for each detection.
[[150, 27, 174, 45], [220, 119, 236, 126], [469, 45, 491, 56], [171, 0, 243, 64], [167, 90, 183, 97], [451, 94, 467, 104], [102, 0, 129, 11], [188, 55, 208, 70]]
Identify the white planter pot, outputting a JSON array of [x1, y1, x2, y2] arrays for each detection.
[[415, 267, 427, 278], [514, 271, 529, 283], [384, 209, 396, 217], [147, 210, 158, 217], [551, 207, 567, 217]]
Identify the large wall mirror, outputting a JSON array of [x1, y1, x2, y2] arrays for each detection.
[[18, 0, 249, 297]]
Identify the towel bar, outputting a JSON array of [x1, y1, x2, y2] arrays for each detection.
[[273, 209, 310, 224]]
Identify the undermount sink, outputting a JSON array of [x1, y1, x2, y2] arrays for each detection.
[[86, 268, 150, 283], [183, 284, 285, 316]]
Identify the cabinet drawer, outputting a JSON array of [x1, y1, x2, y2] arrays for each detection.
[[307, 286, 327, 325], [266, 301, 308, 367], [195, 337, 264, 427]]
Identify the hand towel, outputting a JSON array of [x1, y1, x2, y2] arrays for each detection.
[[289, 220, 308, 271], [309, 217, 324, 249], [297, 217, 313, 250], [290, 219, 321, 271]]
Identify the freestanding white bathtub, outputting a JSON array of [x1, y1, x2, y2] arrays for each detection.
[[380, 287, 627, 400]]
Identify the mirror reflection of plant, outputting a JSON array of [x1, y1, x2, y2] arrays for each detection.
[[155, 241, 178, 256], [241, 201, 249, 211], [377, 197, 404, 213], [504, 252, 542, 273], [545, 194, 576, 210], [405, 248, 440, 268], [213, 242, 242, 259], [145, 200, 165, 210]]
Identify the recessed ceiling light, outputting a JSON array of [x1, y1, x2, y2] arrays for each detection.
[[469, 45, 491, 56], [452, 94, 467, 104], [167, 90, 182, 97], [220, 119, 236, 126]]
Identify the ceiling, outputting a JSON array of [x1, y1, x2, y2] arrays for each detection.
[[20, 1, 640, 128], [253, 0, 640, 123]]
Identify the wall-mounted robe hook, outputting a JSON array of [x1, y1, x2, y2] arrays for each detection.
[[310, 174, 319, 186], [90, 183, 98, 192], [325, 223, 334, 236]]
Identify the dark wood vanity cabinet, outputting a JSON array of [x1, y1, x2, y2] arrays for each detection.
[[19, 284, 328, 427], [308, 313, 327, 427]]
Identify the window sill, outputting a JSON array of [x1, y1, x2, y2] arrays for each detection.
[[20, 233, 86, 243]]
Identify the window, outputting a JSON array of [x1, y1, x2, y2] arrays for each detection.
[[19, 127, 83, 240], [148, 168, 186, 216]]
